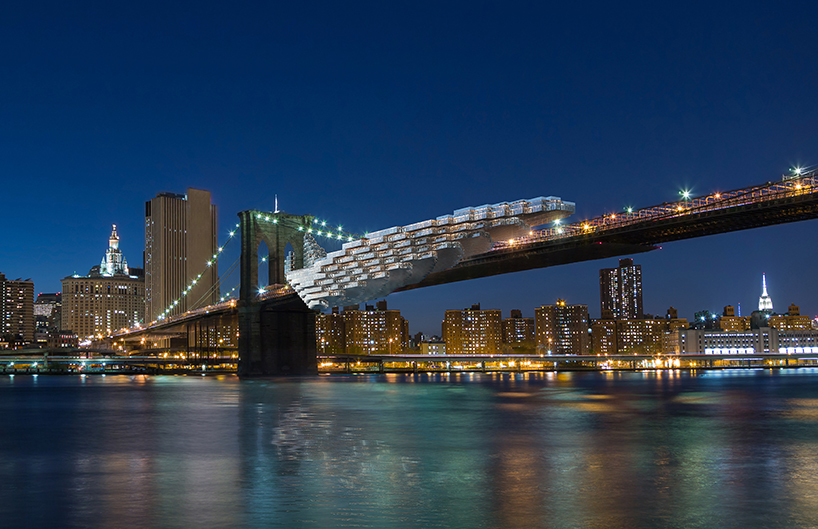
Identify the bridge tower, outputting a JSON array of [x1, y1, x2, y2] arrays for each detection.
[[237, 210, 318, 376]]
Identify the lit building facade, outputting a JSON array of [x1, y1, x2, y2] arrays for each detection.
[[676, 328, 779, 354], [719, 305, 749, 332], [535, 300, 589, 355], [344, 301, 407, 355], [593, 308, 686, 355], [317, 301, 408, 355], [61, 226, 145, 340], [34, 293, 62, 345], [145, 188, 218, 322], [768, 304, 812, 331], [316, 307, 346, 355], [599, 258, 643, 320], [502, 309, 535, 349], [443, 303, 502, 355], [0, 273, 35, 345]]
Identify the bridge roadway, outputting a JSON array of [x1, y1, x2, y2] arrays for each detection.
[[397, 173, 818, 290]]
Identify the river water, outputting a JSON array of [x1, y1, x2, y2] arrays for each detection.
[[2, 369, 818, 528]]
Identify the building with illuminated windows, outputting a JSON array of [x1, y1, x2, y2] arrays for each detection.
[[316, 307, 346, 355], [145, 188, 218, 322], [593, 308, 687, 355], [535, 300, 589, 355], [0, 273, 34, 346], [768, 304, 812, 331], [61, 226, 145, 340], [719, 305, 748, 331], [317, 300, 408, 355], [502, 309, 535, 350], [599, 258, 643, 320], [443, 303, 502, 355], [34, 293, 61, 345]]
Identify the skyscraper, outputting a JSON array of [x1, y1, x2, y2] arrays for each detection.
[[145, 188, 218, 321], [61, 226, 145, 340], [758, 273, 773, 311], [599, 258, 643, 320]]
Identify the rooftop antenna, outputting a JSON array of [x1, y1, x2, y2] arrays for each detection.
[[275, 194, 279, 213]]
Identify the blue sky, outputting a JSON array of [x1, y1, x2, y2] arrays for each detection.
[[2, 1, 816, 334]]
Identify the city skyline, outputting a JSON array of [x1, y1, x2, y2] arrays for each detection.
[[2, 2, 818, 335]]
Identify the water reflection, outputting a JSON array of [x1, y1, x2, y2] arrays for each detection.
[[1, 370, 818, 527]]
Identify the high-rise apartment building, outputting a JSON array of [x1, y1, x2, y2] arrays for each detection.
[[502, 309, 535, 348], [61, 226, 145, 340], [0, 273, 35, 345], [599, 258, 643, 320], [442, 303, 502, 355], [34, 293, 62, 344], [316, 301, 408, 355], [316, 307, 346, 355], [145, 188, 218, 321], [535, 300, 589, 355]]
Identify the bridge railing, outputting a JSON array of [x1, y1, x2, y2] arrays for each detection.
[[492, 172, 818, 250]]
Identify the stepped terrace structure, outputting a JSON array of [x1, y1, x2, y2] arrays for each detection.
[[286, 197, 575, 309]]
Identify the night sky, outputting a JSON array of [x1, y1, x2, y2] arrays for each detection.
[[2, 1, 817, 335]]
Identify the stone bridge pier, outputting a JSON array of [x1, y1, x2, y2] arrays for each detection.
[[237, 210, 318, 377]]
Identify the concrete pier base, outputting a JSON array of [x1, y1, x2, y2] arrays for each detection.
[[238, 293, 317, 377]]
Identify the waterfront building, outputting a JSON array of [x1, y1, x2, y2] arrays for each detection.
[[678, 328, 775, 354], [338, 301, 407, 355], [145, 188, 218, 322], [443, 303, 502, 355], [593, 307, 687, 355], [591, 318, 617, 355], [502, 309, 535, 350], [675, 325, 818, 355], [421, 340, 446, 355], [535, 299, 589, 355], [599, 258, 643, 320], [61, 226, 145, 340], [316, 307, 346, 355], [0, 273, 35, 346], [616, 318, 668, 354]]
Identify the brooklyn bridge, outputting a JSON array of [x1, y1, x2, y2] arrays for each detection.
[[107, 169, 818, 376]]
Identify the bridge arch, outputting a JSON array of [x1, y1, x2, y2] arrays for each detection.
[[238, 210, 313, 301]]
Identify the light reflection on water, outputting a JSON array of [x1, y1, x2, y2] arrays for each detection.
[[1, 370, 818, 528]]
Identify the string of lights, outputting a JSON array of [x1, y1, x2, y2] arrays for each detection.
[[156, 222, 241, 321], [253, 212, 362, 241]]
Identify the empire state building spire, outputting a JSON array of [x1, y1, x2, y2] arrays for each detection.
[[758, 273, 773, 311]]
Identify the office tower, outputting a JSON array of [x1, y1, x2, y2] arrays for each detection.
[[61, 226, 145, 340], [442, 303, 502, 355], [0, 273, 35, 346], [145, 188, 218, 321], [535, 299, 589, 355], [599, 258, 643, 320]]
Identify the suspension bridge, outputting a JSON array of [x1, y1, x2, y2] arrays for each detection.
[[110, 169, 818, 376]]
